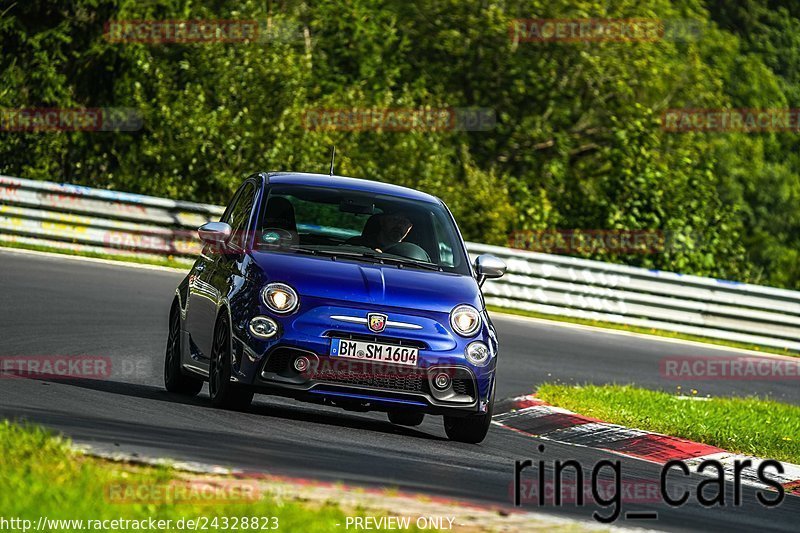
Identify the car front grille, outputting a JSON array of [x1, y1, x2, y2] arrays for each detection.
[[314, 365, 428, 394], [263, 348, 295, 375], [261, 347, 478, 402], [452, 375, 475, 397]]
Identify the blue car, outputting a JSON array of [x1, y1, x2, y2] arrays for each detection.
[[164, 172, 506, 443]]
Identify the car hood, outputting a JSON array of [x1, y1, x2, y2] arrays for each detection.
[[249, 251, 482, 314]]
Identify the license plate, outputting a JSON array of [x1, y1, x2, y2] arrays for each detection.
[[329, 338, 419, 366]]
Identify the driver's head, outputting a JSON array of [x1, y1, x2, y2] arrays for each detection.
[[377, 213, 413, 249]]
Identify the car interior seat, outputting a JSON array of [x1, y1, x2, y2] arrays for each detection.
[[346, 213, 382, 248], [262, 196, 299, 245]]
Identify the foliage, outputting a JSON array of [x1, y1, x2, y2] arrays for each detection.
[[1, 0, 798, 286]]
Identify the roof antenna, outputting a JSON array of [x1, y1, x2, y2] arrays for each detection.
[[329, 146, 336, 176]]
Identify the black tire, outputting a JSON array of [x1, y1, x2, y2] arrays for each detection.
[[209, 314, 254, 410], [388, 410, 425, 427], [443, 381, 495, 444], [164, 305, 203, 396]]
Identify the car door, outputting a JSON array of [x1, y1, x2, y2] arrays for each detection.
[[184, 183, 254, 366]]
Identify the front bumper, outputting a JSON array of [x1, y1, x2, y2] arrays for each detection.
[[228, 302, 497, 416], [254, 346, 490, 415]]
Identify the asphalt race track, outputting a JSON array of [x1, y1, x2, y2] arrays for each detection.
[[1, 248, 798, 532]]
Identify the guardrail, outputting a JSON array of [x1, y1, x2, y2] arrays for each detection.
[[468, 243, 800, 351], [0, 175, 222, 265], [1, 175, 798, 351]]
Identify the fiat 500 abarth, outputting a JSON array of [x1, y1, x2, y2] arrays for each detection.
[[164, 172, 506, 443]]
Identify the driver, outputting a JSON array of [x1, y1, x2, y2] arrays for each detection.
[[374, 213, 413, 253]]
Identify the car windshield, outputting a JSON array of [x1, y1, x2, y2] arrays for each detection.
[[255, 184, 470, 275]]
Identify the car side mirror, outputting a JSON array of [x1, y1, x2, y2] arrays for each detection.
[[474, 254, 506, 287], [198, 222, 232, 246]]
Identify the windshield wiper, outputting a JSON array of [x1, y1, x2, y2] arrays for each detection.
[[377, 256, 443, 271], [292, 247, 442, 271], [293, 247, 383, 263]]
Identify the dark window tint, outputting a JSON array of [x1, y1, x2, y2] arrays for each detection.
[[256, 184, 470, 275], [225, 182, 257, 250]]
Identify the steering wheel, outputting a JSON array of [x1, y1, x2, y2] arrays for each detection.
[[384, 242, 431, 262]]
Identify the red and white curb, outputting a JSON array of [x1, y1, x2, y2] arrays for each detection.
[[492, 395, 800, 496]]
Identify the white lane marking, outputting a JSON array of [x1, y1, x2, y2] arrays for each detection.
[[0, 246, 189, 273], [683, 452, 800, 490], [542, 422, 649, 444], [492, 311, 800, 361], [505, 394, 542, 404], [493, 404, 574, 423], [73, 444, 239, 474]]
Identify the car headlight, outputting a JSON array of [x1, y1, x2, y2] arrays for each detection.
[[450, 304, 481, 337], [262, 283, 299, 314], [465, 341, 490, 366]]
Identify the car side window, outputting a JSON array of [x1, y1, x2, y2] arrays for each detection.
[[432, 213, 457, 267], [225, 182, 257, 251], [220, 190, 242, 225]]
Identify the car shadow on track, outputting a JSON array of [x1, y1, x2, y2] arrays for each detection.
[[245, 400, 448, 441], [23, 375, 446, 442]]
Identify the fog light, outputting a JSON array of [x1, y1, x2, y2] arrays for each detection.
[[293, 355, 311, 373], [249, 316, 278, 339], [465, 341, 490, 366], [433, 372, 451, 390]]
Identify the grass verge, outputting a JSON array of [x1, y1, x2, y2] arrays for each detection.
[[0, 420, 421, 532], [488, 305, 800, 358], [536, 384, 800, 464]]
